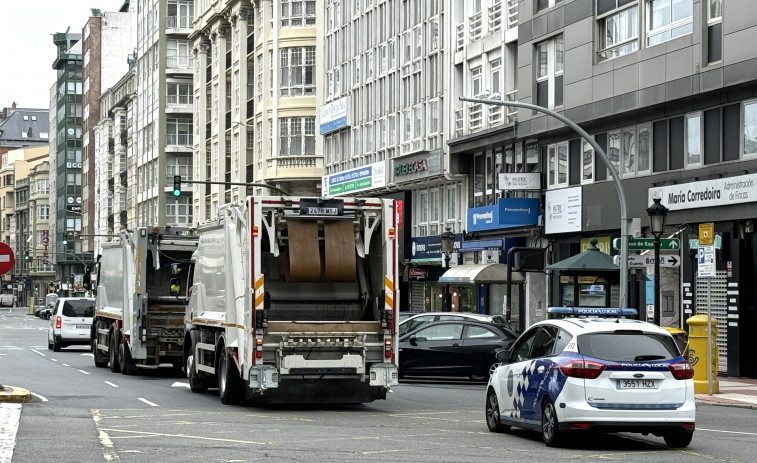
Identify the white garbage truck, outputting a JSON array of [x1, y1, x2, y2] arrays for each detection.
[[90, 227, 198, 374], [184, 195, 399, 404]]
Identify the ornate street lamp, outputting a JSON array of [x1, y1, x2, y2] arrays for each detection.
[[646, 198, 669, 325], [439, 228, 455, 311]]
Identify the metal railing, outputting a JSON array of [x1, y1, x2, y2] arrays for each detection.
[[166, 15, 192, 29], [468, 103, 483, 131], [166, 134, 193, 146], [454, 108, 464, 137], [456, 23, 465, 52], [505, 90, 518, 123], [469, 12, 483, 41]]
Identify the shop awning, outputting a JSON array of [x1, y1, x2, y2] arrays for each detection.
[[438, 264, 524, 284]]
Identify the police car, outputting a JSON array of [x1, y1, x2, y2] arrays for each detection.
[[485, 307, 695, 448]]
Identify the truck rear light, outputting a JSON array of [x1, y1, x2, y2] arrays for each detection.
[[669, 361, 694, 380], [252, 226, 259, 237], [384, 339, 392, 358], [55, 316, 61, 329], [388, 228, 395, 239], [256, 337, 263, 358], [559, 360, 605, 379]]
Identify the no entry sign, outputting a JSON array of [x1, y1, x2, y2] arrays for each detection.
[[0, 242, 15, 275]]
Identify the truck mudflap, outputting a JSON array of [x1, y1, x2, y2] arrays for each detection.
[[369, 363, 399, 387], [249, 365, 279, 391]]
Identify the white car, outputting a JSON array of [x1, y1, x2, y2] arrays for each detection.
[[48, 297, 95, 352], [485, 307, 695, 448]]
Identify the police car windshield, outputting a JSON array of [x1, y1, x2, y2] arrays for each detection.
[[577, 332, 679, 362]]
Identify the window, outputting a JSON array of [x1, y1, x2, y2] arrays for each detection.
[[581, 140, 594, 184], [167, 195, 193, 225], [413, 323, 463, 341], [547, 142, 569, 188], [37, 205, 50, 221], [597, 2, 639, 61], [280, 47, 316, 96], [535, 35, 563, 110], [280, 117, 316, 156], [166, 82, 193, 105], [167, 0, 194, 28], [744, 100, 757, 156], [471, 65, 483, 97], [685, 112, 702, 168], [536, 0, 563, 13], [608, 130, 621, 177], [166, 118, 192, 145], [464, 326, 498, 339], [647, 0, 693, 46], [706, 0, 723, 63], [167, 39, 192, 67], [281, 0, 316, 27]]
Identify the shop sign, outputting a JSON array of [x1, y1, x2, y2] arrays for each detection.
[[648, 172, 757, 211], [498, 172, 541, 191], [467, 198, 540, 232], [322, 161, 386, 196], [410, 233, 462, 260], [408, 268, 428, 280], [391, 149, 441, 183], [395, 159, 428, 176], [545, 187, 582, 234], [581, 237, 611, 254], [319, 96, 350, 134]]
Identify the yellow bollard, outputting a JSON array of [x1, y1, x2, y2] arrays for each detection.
[[686, 315, 719, 394]]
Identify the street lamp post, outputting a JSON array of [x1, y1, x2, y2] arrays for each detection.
[[646, 197, 668, 326], [459, 96, 631, 309], [439, 228, 455, 312]]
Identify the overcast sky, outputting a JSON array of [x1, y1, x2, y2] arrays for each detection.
[[0, 0, 126, 110]]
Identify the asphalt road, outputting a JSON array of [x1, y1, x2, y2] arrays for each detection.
[[2, 308, 756, 462]]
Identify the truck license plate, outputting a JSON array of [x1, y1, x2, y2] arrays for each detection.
[[617, 379, 658, 389]]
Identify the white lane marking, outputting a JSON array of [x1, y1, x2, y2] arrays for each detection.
[[62, 364, 70, 367], [137, 398, 159, 407], [171, 382, 190, 389], [698, 427, 757, 436], [30, 349, 46, 357], [31, 392, 48, 402], [50, 359, 58, 362], [77, 369, 91, 375], [104, 381, 119, 388], [81, 353, 94, 358], [0, 403, 21, 463]]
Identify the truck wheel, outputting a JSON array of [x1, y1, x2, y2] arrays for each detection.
[[109, 331, 121, 373], [218, 346, 245, 405], [187, 331, 208, 394], [119, 339, 137, 375], [92, 335, 108, 368]]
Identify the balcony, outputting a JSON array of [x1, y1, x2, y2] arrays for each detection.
[[166, 56, 194, 73], [166, 15, 192, 29], [469, 12, 483, 41], [505, 90, 518, 124], [166, 94, 193, 114], [506, 0, 518, 29], [456, 23, 465, 53], [488, 2, 503, 33], [166, 134, 193, 147]]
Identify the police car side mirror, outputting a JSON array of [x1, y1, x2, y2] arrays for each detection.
[[496, 349, 511, 364]]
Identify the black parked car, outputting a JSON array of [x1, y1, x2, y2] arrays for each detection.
[[399, 319, 517, 381]]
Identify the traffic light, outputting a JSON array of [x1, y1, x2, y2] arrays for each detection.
[[24, 251, 29, 261], [62, 233, 68, 246], [173, 175, 181, 197]]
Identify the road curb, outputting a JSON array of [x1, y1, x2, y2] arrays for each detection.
[[695, 398, 757, 410], [0, 386, 32, 403]]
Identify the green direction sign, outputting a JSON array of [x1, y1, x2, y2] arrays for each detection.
[[612, 237, 681, 251]]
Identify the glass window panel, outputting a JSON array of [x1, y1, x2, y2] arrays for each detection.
[[687, 114, 701, 165], [744, 101, 757, 155]]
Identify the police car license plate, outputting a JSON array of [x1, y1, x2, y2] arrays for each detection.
[[76, 324, 89, 330], [617, 379, 658, 389]]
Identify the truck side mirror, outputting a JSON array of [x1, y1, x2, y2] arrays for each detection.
[[169, 278, 181, 297]]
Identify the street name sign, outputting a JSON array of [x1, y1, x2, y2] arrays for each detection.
[[613, 237, 681, 251], [626, 254, 681, 268]]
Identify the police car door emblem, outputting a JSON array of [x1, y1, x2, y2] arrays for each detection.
[[507, 370, 514, 396], [536, 365, 545, 374]]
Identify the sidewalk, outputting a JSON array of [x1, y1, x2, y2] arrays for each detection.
[[695, 378, 757, 409]]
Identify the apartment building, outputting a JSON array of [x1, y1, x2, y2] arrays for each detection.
[[81, 8, 135, 255], [126, 0, 195, 228], [191, 0, 322, 224], [50, 31, 87, 285]]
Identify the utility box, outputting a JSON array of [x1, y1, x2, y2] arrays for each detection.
[[686, 315, 720, 394]]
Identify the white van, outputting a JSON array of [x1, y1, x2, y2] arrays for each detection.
[[48, 297, 95, 351]]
